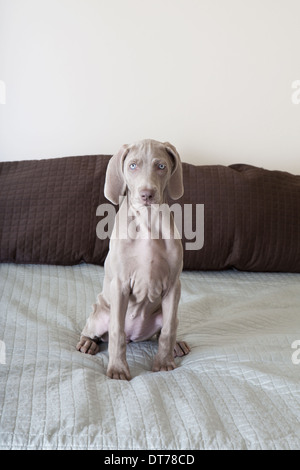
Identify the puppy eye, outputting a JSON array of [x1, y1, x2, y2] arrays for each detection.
[[158, 163, 166, 170], [129, 163, 137, 170]]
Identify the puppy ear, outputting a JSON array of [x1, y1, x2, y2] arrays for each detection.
[[163, 142, 184, 200], [104, 144, 130, 204]]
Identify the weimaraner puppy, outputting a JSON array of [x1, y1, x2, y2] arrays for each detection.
[[76, 139, 190, 380]]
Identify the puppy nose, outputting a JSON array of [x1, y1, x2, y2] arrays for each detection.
[[139, 189, 155, 204]]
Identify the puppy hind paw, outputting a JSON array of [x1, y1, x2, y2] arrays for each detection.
[[76, 336, 101, 355], [173, 341, 190, 358]]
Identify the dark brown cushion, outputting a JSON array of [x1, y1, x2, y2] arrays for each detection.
[[0, 155, 111, 265], [0, 156, 299, 271], [179, 163, 300, 271]]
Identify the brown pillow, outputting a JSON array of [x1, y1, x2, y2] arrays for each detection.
[[0, 155, 111, 265], [179, 163, 300, 271], [0, 156, 299, 272]]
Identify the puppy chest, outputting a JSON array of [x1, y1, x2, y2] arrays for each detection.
[[129, 261, 169, 303]]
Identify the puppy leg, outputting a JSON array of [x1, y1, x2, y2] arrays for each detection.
[[155, 331, 190, 358], [107, 278, 131, 380], [152, 280, 181, 372], [76, 296, 109, 355]]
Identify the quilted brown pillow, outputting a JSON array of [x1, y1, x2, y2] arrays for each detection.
[[179, 163, 300, 271], [0, 155, 111, 265], [0, 156, 299, 271]]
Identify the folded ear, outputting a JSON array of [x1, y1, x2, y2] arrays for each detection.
[[163, 142, 184, 200], [104, 144, 130, 204]]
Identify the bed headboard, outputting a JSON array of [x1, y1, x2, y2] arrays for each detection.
[[0, 155, 299, 272]]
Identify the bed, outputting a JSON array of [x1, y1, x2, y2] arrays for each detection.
[[0, 154, 300, 450]]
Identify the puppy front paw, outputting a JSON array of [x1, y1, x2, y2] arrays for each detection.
[[107, 360, 132, 381], [152, 355, 176, 373]]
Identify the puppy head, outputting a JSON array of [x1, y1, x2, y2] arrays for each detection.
[[104, 139, 184, 206]]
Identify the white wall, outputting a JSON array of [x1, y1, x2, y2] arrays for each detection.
[[0, 0, 300, 173]]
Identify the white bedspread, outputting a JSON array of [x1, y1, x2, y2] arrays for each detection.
[[0, 263, 300, 450]]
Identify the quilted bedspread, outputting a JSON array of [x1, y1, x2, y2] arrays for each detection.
[[0, 263, 300, 450]]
